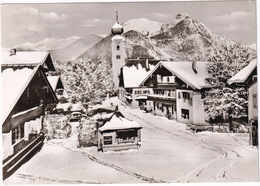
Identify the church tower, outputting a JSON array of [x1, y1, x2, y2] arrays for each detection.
[[111, 11, 125, 90]]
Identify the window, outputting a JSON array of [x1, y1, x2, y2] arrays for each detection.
[[117, 45, 120, 50], [143, 90, 150, 94], [21, 123, 24, 138], [116, 55, 121, 59], [181, 109, 189, 119], [116, 130, 137, 143], [182, 92, 191, 100], [253, 94, 257, 108], [134, 90, 142, 95], [103, 136, 112, 145], [11, 124, 25, 144]]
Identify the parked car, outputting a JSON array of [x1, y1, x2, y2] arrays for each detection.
[[69, 112, 82, 122]]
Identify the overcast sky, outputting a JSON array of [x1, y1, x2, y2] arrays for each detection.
[[1, 0, 257, 48]]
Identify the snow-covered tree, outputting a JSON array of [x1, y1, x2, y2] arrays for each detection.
[[203, 43, 256, 131], [53, 57, 115, 106]]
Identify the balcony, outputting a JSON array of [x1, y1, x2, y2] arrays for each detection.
[[148, 94, 176, 101], [157, 76, 176, 88]]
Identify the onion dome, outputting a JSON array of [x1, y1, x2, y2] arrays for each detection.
[[111, 22, 124, 35], [111, 11, 124, 35]]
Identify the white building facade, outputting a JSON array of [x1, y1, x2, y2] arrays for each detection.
[[111, 15, 126, 90]]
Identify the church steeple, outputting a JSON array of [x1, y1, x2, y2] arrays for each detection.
[[111, 11, 124, 35], [111, 11, 125, 90]]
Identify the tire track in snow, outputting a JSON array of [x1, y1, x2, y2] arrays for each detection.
[[122, 108, 243, 183], [15, 173, 100, 184], [81, 152, 166, 183], [174, 138, 228, 183], [122, 109, 225, 182], [54, 136, 165, 183], [176, 137, 242, 183]]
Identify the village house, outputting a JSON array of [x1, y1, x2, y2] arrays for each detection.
[[228, 59, 258, 145], [47, 76, 64, 97], [2, 50, 59, 178], [118, 58, 160, 109], [139, 61, 211, 124], [98, 112, 142, 152]]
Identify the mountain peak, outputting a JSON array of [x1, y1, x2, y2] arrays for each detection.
[[153, 13, 214, 40], [176, 13, 190, 20], [123, 18, 163, 36]]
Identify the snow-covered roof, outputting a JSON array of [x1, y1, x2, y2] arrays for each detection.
[[56, 103, 71, 111], [228, 59, 257, 85], [2, 66, 38, 123], [99, 115, 141, 132], [71, 103, 84, 112], [122, 59, 159, 88], [140, 61, 211, 90], [92, 112, 114, 120], [47, 76, 64, 91], [1, 51, 55, 71], [2, 51, 49, 65]]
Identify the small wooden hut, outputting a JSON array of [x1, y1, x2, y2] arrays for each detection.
[[98, 112, 142, 152]]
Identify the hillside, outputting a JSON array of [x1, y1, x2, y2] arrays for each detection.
[[50, 34, 103, 62]]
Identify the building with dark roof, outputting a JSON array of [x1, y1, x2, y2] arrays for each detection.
[[2, 50, 59, 178]]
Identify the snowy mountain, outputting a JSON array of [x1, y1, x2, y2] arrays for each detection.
[[50, 34, 103, 62], [123, 18, 163, 36], [34, 36, 80, 51], [150, 13, 247, 61], [15, 36, 80, 51]]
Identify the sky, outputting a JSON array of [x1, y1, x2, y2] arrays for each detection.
[[1, 0, 257, 48]]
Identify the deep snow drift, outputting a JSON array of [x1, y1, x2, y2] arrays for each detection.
[[4, 98, 259, 184]]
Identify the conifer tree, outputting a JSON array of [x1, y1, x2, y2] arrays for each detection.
[[203, 43, 256, 131]]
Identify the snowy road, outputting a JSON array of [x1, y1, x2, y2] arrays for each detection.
[[4, 101, 259, 184]]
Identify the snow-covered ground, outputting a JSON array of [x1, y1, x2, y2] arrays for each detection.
[[4, 98, 259, 184]]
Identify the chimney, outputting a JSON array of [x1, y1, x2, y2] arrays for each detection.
[[10, 48, 17, 56], [145, 58, 149, 69], [192, 61, 197, 74]]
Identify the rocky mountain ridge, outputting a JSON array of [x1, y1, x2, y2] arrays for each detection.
[[4, 13, 256, 104]]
